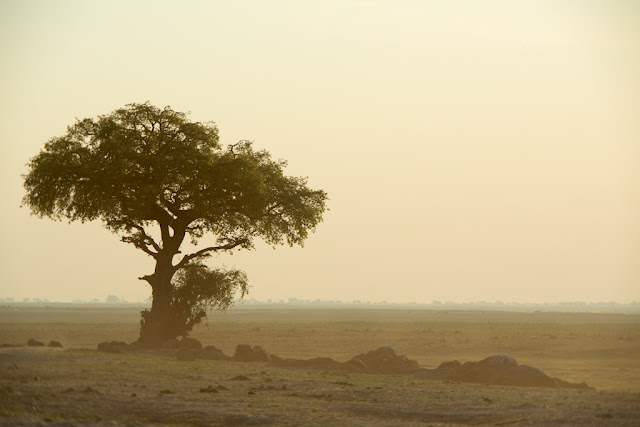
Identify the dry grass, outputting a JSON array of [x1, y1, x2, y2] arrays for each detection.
[[1, 346, 639, 426], [1, 306, 639, 425], [1, 306, 639, 392]]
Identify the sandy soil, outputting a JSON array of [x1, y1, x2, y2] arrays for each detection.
[[2, 306, 638, 392], [1, 306, 639, 425], [1, 346, 639, 426]]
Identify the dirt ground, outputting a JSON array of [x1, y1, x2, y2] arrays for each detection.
[[1, 306, 639, 425]]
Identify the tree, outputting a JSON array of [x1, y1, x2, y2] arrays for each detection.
[[23, 103, 327, 346], [106, 295, 122, 304]]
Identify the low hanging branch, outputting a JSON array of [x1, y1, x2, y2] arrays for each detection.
[[174, 238, 249, 271], [166, 263, 249, 337]]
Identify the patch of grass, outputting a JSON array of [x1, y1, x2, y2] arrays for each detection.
[[1, 307, 639, 394], [71, 414, 104, 422]]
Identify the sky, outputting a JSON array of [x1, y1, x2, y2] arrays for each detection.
[[1, 0, 639, 304]]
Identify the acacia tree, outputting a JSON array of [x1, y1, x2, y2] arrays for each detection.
[[23, 103, 327, 346]]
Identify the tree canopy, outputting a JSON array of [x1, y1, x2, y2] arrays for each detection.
[[23, 103, 327, 345]]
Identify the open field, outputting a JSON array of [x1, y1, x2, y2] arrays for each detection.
[[1, 306, 640, 425]]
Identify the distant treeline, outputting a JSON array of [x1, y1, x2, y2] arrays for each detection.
[[239, 298, 640, 310], [2, 297, 638, 311]]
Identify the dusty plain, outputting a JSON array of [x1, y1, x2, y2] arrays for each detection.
[[1, 305, 639, 425]]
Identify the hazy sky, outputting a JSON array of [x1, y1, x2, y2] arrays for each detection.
[[1, 0, 638, 304]]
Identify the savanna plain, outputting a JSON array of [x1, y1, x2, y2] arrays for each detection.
[[1, 306, 639, 426]]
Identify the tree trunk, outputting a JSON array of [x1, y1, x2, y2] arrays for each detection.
[[137, 255, 177, 347]]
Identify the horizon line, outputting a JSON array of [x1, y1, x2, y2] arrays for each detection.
[[2, 298, 639, 307]]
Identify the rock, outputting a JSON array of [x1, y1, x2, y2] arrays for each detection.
[[230, 375, 250, 381], [267, 347, 420, 374], [178, 337, 203, 351], [162, 338, 179, 349], [438, 360, 461, 370], [478, 354, 518, 368], [176, 348, 197, 361], [269, 357, 351, 372], [47, 340, 63, 348], [349, 346, 420, 374], [268, 353, 284, 363], [27, 338, 45, 347], [343, 358, 368, 372], [199, 386, 218, 393], [427, 360, 461, 379], [501, 364, 556, 387], [97, 341, 129, 353], [233, 344, 272, 362], [454, 355, 556, 387], [385, 355, 420, 373], [413, 354, 592, 389], [197, 345, 231, 361]]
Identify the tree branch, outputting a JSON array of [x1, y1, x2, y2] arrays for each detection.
[[126, 222, 161, 252], [265, 203, 283, 216], [173, 238, 249, 271], [151, 202, 175, 224], [121, 222, 160, 258], [159, 221, 171, 243], [153, 200, 191, 242], [138, 274, 154, 284], [185, 310, 207, 332], [228, 142, 242, 156], [122, 235, 159, 258]]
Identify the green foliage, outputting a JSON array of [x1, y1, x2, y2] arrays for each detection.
[[170, 262, 249, 334], [23, 103, 327, 252]]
